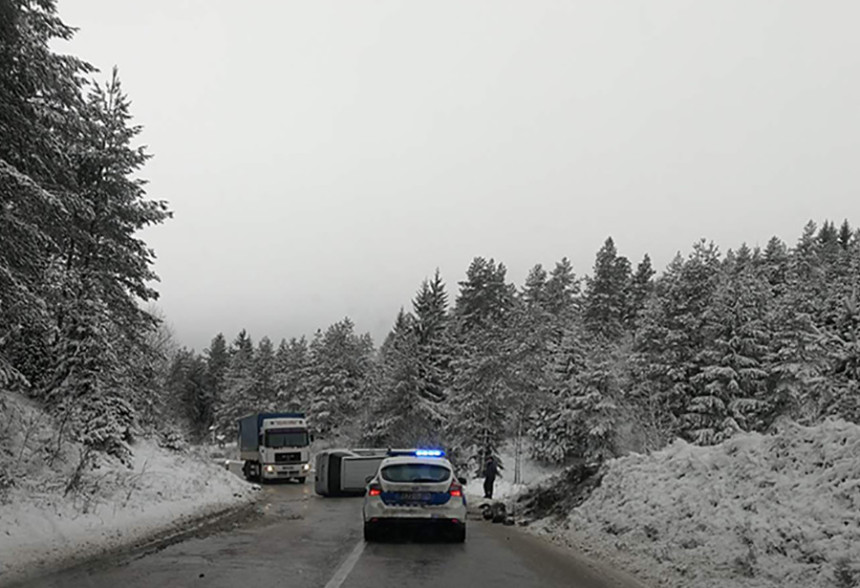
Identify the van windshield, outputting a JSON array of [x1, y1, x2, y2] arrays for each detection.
[[265, 430, 309, 448]]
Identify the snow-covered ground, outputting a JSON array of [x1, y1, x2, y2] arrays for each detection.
[[0, 392, 259, 586], [530, 419, 860, 588], [463, 441, 563, 505]]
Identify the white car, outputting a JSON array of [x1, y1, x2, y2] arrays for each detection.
[[362, 450, 467, 542]]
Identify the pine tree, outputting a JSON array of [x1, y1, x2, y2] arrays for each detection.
[[626, 254, 655, 331], [254, 336, 276, 410], [274, 336, 312, 411], [686, 264, 771, 444], [545, 257, 580, 320], [215, 330, 255, 434], [630, 242, 722, 441], [530, 324, 587, 463], [583, 237, 632, 340], [822, 290, 860, 422], [454, 257, 516, 334], [838, 219, 853, 251], [166, 348, 213, 441], [306, 319, 373, 438], [364, 310, 444, 446], [412, 269, 452, 405], [205, 333, 229, 421], [448, 336, 510, 475]]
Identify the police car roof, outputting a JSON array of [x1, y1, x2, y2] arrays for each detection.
[[380, 455, 453, 468]]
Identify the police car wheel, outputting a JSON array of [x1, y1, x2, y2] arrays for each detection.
[[451, 524, 466, 543], [363, 522, 379, 542]]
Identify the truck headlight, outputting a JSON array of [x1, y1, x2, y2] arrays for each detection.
[[302, 463, 310, 471], [265, 465, 275, 473]]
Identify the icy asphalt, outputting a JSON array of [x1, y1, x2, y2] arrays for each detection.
[[12, 469, 647, 588]]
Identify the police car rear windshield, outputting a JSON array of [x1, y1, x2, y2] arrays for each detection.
[[381, 464, 450, 483]]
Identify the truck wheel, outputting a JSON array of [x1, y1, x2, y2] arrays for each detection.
[[243, 461, 262, 483]]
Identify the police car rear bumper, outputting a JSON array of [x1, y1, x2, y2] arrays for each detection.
[[364, 499, 466, 522]]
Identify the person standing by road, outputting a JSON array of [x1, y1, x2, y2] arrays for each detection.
[[483, 454, 498, 499]]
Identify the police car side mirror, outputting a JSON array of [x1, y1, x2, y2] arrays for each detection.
[[458, 477, 467, 485]]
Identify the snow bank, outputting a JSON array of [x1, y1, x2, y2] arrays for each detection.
[[464, 441, 563, 504], [533, 419, 860, 588], [0, 392, 259, 586]]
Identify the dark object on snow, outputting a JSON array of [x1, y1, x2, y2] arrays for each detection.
[[503, 515, 515, 526], [491, 502, 506, 523], [481, 503, 494, 520], [517, 461, 606, 521]]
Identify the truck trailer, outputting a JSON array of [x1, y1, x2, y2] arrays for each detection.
[[238, 412, 312, 483]]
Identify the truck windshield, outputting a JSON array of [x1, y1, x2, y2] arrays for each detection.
[[265, 431, 309, 448]]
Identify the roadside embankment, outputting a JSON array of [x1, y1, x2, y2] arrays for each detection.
[[0, 391, 259, 587], [523, 419, 860, 588]]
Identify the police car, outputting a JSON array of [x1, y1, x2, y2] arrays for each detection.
[[362, 449, 467, 542]]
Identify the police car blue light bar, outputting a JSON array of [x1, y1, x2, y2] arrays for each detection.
[[415, 449, 444, 457], [386, 448, 446, 457]]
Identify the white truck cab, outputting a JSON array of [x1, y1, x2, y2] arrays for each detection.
[[238, 412, 312, 482]]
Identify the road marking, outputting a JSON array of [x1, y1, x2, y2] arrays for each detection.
[[323, 540, 366, 588]]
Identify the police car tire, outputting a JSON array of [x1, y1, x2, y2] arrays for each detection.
[[363, 523, 378, 542], [452, 526, 466, 543]]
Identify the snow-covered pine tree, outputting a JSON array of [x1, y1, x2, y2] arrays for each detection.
[[448, 258, 517, 474], [583, 237, 632, 340], [306, 319, 373, 438], [629, 242, 722, 442], [686, 260, 771, 444], [412, 269, 452, 407], [364, 309, 444, 446], [530, 324, 587, 463], [214, 330, 255, 435], [762, 236, 828, 424], [448, 336, 510, 476], [507, 265, 554, 478], [274, 336, 312, 412], [626, 254, 655, 332], [166, 348, 213, 441], [544, 257, 581, 322], [454, 257, 516, 334], [204, 333, 229, 425], [47, 294, 135, 464], [0, 1, 91, 392], [254, 336, 277, 411]]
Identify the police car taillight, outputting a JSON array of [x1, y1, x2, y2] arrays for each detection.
[[448, 480, 463, 497], [368, 483, 382, 497]]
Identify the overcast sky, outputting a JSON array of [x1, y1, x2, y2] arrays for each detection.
[[56, 1, 860, 350]]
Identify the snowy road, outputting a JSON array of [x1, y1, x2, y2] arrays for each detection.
[[13, 476, 645, 588]]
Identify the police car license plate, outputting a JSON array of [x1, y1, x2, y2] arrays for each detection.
[[399, 492, 431, 502]]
